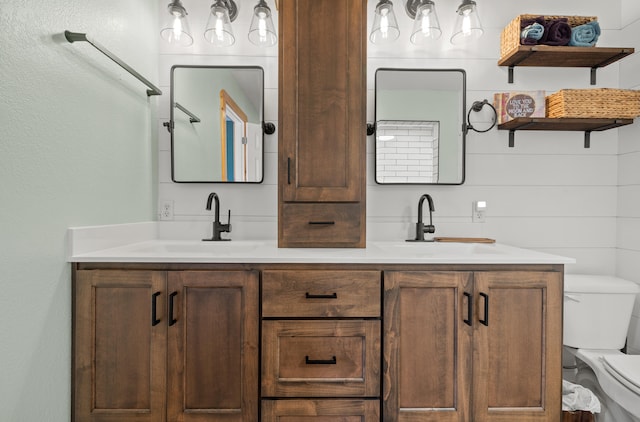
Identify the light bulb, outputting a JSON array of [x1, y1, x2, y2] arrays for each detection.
[[461, 13, 471, 35], [172, 15, 183, 41], [258, 14, 267, 42], [380, 12, 390, 39]]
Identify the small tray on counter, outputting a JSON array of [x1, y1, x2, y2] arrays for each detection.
[[434, 237, 496, 243]]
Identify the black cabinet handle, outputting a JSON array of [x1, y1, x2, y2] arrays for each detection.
[[305, 292, 338, 299], [151, 292, 161, 326], [308, 221, 335, 225], [168, 291, 178, 326], [287, 157, 291, 184], [305, 356, 337, 365], [463, 291, 472, 326], [479, 292, 489, 326]]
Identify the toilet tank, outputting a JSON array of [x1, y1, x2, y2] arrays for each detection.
[[564, 274, 640, 350]]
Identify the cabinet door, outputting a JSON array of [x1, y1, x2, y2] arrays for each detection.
[[472, 271, 562, 422], [278, 0, 366, 203], [74, 270, 167, 422], [167, 271, 259, 422], [384, 271, 473, 422]]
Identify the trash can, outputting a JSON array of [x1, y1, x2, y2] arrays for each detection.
[[562, 380, 600, 421], [562, 410, 595, 422]]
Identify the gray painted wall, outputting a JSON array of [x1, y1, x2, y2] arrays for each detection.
[[0, 1, 158, 420]]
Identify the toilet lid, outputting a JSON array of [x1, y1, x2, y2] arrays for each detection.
[[602, 355, 640, 395]]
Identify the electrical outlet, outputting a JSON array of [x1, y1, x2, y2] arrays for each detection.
[[160, 200, 174, 221], [472, 200, 486, 223]]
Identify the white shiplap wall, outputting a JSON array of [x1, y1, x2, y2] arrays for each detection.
[[618, 0, 640, 354], [158, 0, 630, 277], [158, 0, 624, 274]]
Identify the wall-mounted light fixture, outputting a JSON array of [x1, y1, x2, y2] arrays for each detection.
[[249, 0, 278, 47], [204, 0, 237, 46], [370, 0, 401, 44], [161, 0, 277, 47], [407, 0, 441, 44], [450, 0, 483, 44], [370, 0, 483, 45], [160, 0, 194, 46]]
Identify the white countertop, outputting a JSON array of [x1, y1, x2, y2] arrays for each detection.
[[67, 222, 575, 265]]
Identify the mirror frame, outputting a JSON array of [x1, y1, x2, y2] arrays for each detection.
[[169, 65, 266, 184], [374, 68, 467, 185]]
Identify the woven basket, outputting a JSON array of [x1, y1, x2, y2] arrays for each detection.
[[500, 14, 598, 59], [546, 89, 640, 119], [561, 410, 595, 422]]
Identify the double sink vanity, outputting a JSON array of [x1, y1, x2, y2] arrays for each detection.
[[72, 1, 583, 420], [69, 222, 573, 422]]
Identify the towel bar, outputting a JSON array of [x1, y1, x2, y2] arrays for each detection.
[[64, 30, 162, 97]]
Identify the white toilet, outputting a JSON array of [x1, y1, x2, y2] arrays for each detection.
[[563, 274, 640, 422]]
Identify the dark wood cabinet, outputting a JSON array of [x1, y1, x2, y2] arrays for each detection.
[[261, 269, 381, 419], [471, 271, 562, 422], [74, 270, 167, 422], [167, 271, 259, 422], [74, 263, 562, 422], [384, 271, 473, 422], [73, 269, 259, 422], [384, 270, 562, 422], [278, 0, 367, 247]]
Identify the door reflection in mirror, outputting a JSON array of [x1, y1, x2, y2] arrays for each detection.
[[171, 65, 264, 183]]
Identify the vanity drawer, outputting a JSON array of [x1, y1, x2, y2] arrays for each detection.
[[262, 270, 381, 318], [262, 320, 381, 397], [262, 399, 380, 422], [280, 203, 364, 247]]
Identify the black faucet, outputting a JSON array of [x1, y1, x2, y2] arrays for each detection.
[[203, 192, 232, 241], [408, 194, 435, 242]]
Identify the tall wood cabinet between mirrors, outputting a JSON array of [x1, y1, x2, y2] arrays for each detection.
[[278, 0, 367, 247]]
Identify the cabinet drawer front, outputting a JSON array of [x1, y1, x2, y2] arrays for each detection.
[[262, 320, 381, 397], [262, 399, 379, 422], [262, 270, 380, 317], [280, 203, 364, 247]]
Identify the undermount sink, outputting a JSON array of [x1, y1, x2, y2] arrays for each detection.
[[371, 241, 505, 257], [124, 240, 264, 255]]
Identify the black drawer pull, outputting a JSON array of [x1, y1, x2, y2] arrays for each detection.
[[151, 292, 161, 326], [305, 292, 338, 299], [463, 291, 472, 327], [479, 292, 489, 326], [169, 291, 178, 326], [305, 356, 337, 365], [308, 221, 335, 225]]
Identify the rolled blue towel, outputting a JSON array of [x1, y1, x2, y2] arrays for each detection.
[[569, 21, 601, 46], [521, 22, 544, 45]]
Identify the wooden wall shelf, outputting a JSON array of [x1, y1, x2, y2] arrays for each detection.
[[498, 117, 634, 148], [498, 46, 635, 85]]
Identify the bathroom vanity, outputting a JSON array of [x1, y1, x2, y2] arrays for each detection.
[[69, 226, 572, 422]]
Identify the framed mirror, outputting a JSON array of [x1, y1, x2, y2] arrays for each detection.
[[170, 65, 266, 183], [374, 68, 466, 185]]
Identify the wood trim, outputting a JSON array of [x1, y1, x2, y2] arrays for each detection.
[[75, 262, 565, 273], [220, 89, 248, 181]]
